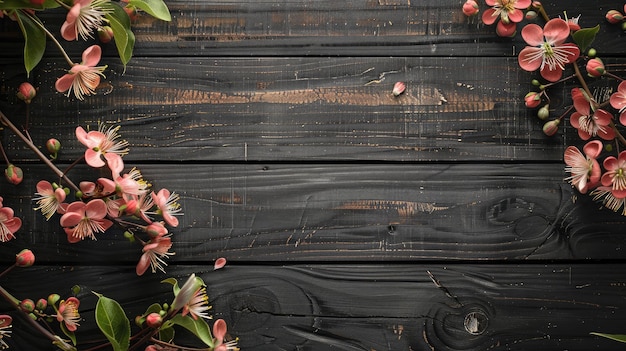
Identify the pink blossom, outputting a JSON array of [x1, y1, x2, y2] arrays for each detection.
[[482, 0, 530, 26], [213, 319, 239, 351], [33, 180, 67, 220], [518, 18, 580, 82], [569, 88, 614, 140], [60, 199, 113, 242], [136, 235, 174, 275], [564, 140, 603, 194], [56, 297, 80, 332], [152, 189, 182, 227], [76, 124, 129, 168], [610, 80, 626, 126], [61, 0, 110, 41], [55, 45, 106, 100], [601, 151, 626, 198], [181, 285, 211, 320], [0, 197, 21, 242]]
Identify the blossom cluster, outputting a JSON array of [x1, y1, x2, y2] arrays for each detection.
[[30, 124, 182, 275], [463, 1, 626, 216], [1, 0, 171, 100]]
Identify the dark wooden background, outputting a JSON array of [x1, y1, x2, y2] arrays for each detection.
[[2, 1, 626, 350]]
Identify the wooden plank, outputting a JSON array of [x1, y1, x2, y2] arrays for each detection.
[[3, 55, 603, 162], [1, 263, 625, 350], [2, 1, 625, 57], [2, 163, 626, 264]]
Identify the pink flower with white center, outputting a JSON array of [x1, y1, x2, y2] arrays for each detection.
[[76, 124, 129, 168], [181, 285, 211, 320], [33, 180, 67, 220], [55, 45, 107, 100], [56, 297, 80, 332], [569, 88, 615, 140], [61, 0, 111, 41], [123, 193, 154, 223], [0, 315, 12, 349], [482, 0, 530, 25], [564, 140, 603, 194], [152, 189, 182, 227], [610, 80, 626, 126], [0, 197, 21, 242], [601, 151, 626, 199], [60, 199, 113, 242], [213, 319, 240, 351], [592, 186, 626, 215], [518, 18, 580, 82], [136, 235, 174, 275]]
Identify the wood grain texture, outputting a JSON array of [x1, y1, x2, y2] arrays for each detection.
[[1, 1, 624, 57], [2, 264, 626, 351], [1, 163, 625, 264], [1, 55, 574, 162]]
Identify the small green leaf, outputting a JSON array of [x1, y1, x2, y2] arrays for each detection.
[[94, 292, 130, 351], [161, 277, 181, 295], [128, 0, 171, 21], [591, 332, 626, 343], [14, 11, 46, 76], [104, 3, 135, 67], [572, 25, 600, 53], [159, 325, 175, 342], [59, 322, 77, 346], [170, 315, 214, 347]]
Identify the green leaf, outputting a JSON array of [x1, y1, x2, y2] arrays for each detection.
[[59, 321, 77, 346], [591, 332, 626, 343], [159, 325, 175, 343], [128, 0, 171, 21], [170, 315, 214, 347], [572, 25, 600, 53], [94, 292, 130, 351], [104, 3, 135, 67], [14, 11, 46, 76]]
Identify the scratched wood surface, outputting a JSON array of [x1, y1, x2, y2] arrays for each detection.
[[2, 0, 626, 350]]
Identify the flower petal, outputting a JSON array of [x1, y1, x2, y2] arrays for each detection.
[[521, 23, 544, 46], [540, 65, 563, 82], [85, 199, 107, 219], [81, 45, 102, 67], [543, 18, 570, 45], [518, 47, 542, 72], [583, 140, 603, 158], [481, 8, 498, 25]]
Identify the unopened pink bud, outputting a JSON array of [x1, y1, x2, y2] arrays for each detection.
[[16, 249, 35, 267], [531, 1, 542, 8], [392, 82, 406, 96], [20, 299, 35, 312], [17, 82, 36, 103], [524, 91, 541, 108], [46, 138, 61, 155], [462, 0, 479, 16], [542, 119, 560, 136], [586, 58, 605, 77], [146, 222, 168, 238], [5, 164, 23, 185], [97, 26, 114, 43], [145, 313, 162, 328], [525, 11, 537, 21], [606, 10, 624, 24], [36, 298, 47, 311], [496, 21, 516, 37]]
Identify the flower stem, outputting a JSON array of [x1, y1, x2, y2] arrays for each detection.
[[0, 110, 80, 193]]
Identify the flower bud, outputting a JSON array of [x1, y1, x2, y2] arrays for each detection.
[[16, 249, 35, 267], [36, 298, 48, 311], [124, 5, 138, 21], [587, 48, 597, 58], [462, 0, 479, 16], [146, 222, 168, 238], [145, 346, 159, 351], [97, 26, 114, 43], [145, 313, 162, 328], [20, 299, 35, 312], [537, 104, 550, 120], [531, 1, 542, 8], [392, 82, 406, 96], [524, 92, 541, 108], [525, 11, 537, 21], [48, 294, 60, 306], [46, 138, 61, 156], [606, 10, 623, 24], [586, 58, 605, 77], [542, 119, 560, 136], [135, 315, 146, 327], [16, 82, 36, 103], [5, 164, 23, 185]]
